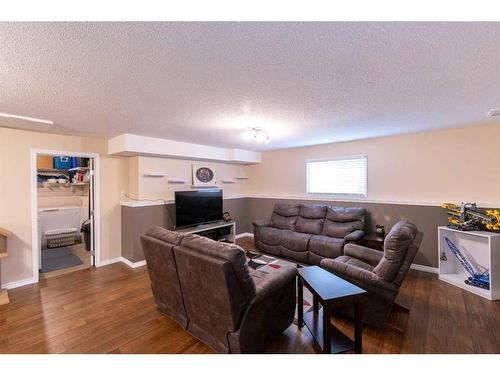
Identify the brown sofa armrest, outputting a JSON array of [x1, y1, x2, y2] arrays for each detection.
[[344, 230, 365, 243], [320, 258, 397, 294], [252, 219, 273, 228], [343, 243, 384, 267], [252, 266, 297, 303]]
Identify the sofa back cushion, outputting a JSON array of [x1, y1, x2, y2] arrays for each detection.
[[271, 203, 300, 230], [140, 226, 188, 328], [174, 234, 256, 352], [373, 220, 418, 282], [322, 206, 366, 238], [295, 204, 326, 234]]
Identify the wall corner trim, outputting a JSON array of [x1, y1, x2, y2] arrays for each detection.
[[235, 232, 254, 239], [98, 256, 146, 269], [3, 277, 37, 290], [120, 257, 147, 268], [98, 257, 123, 267]]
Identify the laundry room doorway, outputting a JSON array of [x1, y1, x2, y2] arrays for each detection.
[[30, 150, 101, 282]]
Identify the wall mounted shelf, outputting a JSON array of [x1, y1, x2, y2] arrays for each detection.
[[220, 179, 236, 184], [168, 178, 187, 184], [143, 173, 167, 178], [69, 167, 89, 172], [235, 176, 249, 180]]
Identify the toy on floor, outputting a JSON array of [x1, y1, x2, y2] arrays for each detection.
[[441, 202, 500, 231], [443, 237, 490, 290]]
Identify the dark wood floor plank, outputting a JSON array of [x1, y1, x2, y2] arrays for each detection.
[[0, 236, 499, 354]]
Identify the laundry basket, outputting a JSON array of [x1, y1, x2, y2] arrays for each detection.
[[45, 228, 78, 248]]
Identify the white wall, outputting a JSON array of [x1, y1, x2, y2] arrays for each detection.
[[246, 123, 500, 206], [0, 127, 126, 286], [125, 156, 251, 201]]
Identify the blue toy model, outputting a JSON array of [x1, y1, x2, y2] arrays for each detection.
[[444, 237, 490, 290]]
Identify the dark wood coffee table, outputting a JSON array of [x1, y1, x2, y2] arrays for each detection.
[[297, 266, 366, 354]]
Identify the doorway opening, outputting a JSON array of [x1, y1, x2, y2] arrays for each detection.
[[30, 150, 100, 282]]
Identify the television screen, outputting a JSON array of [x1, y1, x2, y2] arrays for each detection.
[[175, 189, 223, 228]]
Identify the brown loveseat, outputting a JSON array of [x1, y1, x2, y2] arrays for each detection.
[[321, 220, 422, 327], [253, 203, 366, 265], [141, 226, 297, 353]]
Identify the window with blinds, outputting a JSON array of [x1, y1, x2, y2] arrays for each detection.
[[306, 155, 367, 198]]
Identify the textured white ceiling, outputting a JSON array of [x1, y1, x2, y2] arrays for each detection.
[[1, 22, 499, 151]]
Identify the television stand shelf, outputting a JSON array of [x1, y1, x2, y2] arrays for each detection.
[[175, 221, 236, 244]]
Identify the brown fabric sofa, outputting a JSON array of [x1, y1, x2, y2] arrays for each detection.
[[253, 203, 366, 265], [320, 220, 423, 327], [141, 226, 297, 353]]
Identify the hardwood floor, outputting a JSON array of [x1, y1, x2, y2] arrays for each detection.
[[1, 236, 499, 354]]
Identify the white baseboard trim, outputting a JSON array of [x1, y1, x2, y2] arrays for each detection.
[[2, 277, 37, 290], [410, 264, 439, 274], [98, 257, 123, 267], [120, 257, 147, 268], [99, 256, 146, 269], [235, 232, 254, 239]]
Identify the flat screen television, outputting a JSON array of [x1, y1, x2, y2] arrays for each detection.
[[175, 189, 223, 228]]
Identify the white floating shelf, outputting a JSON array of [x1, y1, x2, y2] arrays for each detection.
[[220, 179, 236, 184], [143, 173, 167, 178], [235, 176, 249, 180], [168, 178, 187, 184], [69, 167, 90, 172]]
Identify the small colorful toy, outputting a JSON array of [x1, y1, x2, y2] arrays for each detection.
[[444, 237, 490, 290], [442, 202, 500, 231]]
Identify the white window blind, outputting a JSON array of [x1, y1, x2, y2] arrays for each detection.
[[306, 156, 367, 197]]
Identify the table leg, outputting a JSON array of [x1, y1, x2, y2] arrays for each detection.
[[313, 294, 319, 314], [354, 297, 363, 354], [297, 276, 304, 328], [322, 302, 331, 354]]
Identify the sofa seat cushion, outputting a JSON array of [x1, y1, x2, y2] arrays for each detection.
[[280, 230, 311, 252], [309, 235, 344, 259], [257, 227, 283, 246], [334, 255, 374, 272], [271, 204, 300, 230]]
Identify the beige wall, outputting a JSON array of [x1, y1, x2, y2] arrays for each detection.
[[126, 156, 250, 201], [0, 127, 126, 285], [247, 123, 500, 206]]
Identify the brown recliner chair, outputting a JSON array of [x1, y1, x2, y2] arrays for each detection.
[[173, 234, 297, 353], [141, 226, 297, 353], [141, 226, 188, 329], [320, 220, 423, 328]]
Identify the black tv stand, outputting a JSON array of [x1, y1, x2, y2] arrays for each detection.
[[174, 220, 236, 243]]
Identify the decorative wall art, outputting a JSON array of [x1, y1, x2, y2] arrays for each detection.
[[192, 164, 217, 187]]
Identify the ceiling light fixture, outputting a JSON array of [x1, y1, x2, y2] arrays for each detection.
[[0, 112, 54, 125], [245, 127, 270, 143]]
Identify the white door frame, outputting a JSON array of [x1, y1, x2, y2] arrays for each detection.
[[30, 149, 102, 283]]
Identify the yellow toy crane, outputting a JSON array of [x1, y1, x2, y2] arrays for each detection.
[[442, 202, 500, 231]]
